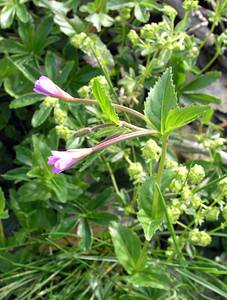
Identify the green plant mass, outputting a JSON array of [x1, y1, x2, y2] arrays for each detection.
[[0, 0, 227, 299]]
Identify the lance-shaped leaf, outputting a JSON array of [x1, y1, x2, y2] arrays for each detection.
[[109, 222, 147, 274], [165, 105, 209, 134], [181, 71, 221, 92], [144, 68, 177, 134], [92, 77, 120, 125]]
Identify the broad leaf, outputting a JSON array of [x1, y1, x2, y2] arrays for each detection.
[[144, 68, 177, 134], [88, 212, 118, 225], [16, 3, 30, 23], [109, 222, 147, 274], [182, 71, 221, 92], [165, 105, 209, 133], [32, 105, 52, 127], [127, 269, 169, 290], [92, 77, 120, 125], [137, 209, 163, 241], [138, 177, 154, 213], [49, 218, 77, 240], [2, 167, 30, 182], [0, 5, 15, 29], [78, 218, 92, 251], [10, 93, 43, 109], [183, 92, 221, 104]]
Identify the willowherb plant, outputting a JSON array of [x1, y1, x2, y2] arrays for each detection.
[[1, 0, 227, 298], [33, 64, 226, 285]]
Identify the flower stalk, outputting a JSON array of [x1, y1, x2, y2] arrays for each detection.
[[34, 76, 147, 122], [152, 135, 168, 218]]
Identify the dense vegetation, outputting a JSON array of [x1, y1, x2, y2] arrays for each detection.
[[0, 0, 227, 299]]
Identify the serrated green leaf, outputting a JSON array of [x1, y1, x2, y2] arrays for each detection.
[[31, 105, 52, 127], [165, 105, 209, 133], [109, 222, 147, 274], [144, 68, 177, 134], [92, 78, 120, 125]]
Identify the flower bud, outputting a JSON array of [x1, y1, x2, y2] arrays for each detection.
[[176, 165, 188, 182], [200, 231, 212, 247], [128, 30, 140, 46], [218, 178, 227, 197], [119, 7, 131, 21], [56, 125, 72, 140], [181, 186, 192, 201], [163, 5, 177, 20], [78, 85, 91, 98], [170, 179, 182, 193], [71, 33, 88, 49], [190, 194, 202, 209], [188, 164, 205, 184], [206, 207, 220, 222], [128, 162, 146, 185], [165, 159, 178, 170], [189, 229, 211, 247], [54, 107, 67, 125], [183, 0, 199, 11], [167, 207, 181, 224], [142, 139, 161, 163], [43, 97, 58, 107]]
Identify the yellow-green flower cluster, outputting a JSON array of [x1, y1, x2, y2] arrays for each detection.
[[188, 164, 205, 185], [55, 125, 72, 140], [189, 229, 211, 247], [43, 97, 58, 107], [128, 162, 146, 185], [142, 139, 161, 163], [183, 0, 200, 11]]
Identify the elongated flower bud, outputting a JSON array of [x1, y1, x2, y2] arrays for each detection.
[[48, 148, 93, 174], [34, 76, 73, 100]]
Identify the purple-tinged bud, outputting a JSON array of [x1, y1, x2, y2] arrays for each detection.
[[34, 76, 73, 100], [48, 148, 93, 174]]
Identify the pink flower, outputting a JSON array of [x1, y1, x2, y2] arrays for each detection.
[[34, 76, 73, 99], [48, 148, 93, 173]]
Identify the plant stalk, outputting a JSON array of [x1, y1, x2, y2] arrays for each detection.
[[61, 96, 147, 122], [92, 130, 158, 152], [152, 135, 168, 217], [156, 184, 185, 265]]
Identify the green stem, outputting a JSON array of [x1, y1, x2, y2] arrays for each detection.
[[152, 135, 168, 217], [104, 159, 121, 196], [0, 221, 5, 244], [199, 51, 219, 74], [156, 184, 185, 264], [62, 96, 147, 122]]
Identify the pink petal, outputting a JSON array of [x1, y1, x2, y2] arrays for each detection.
[[48, 156, 59, 165]]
